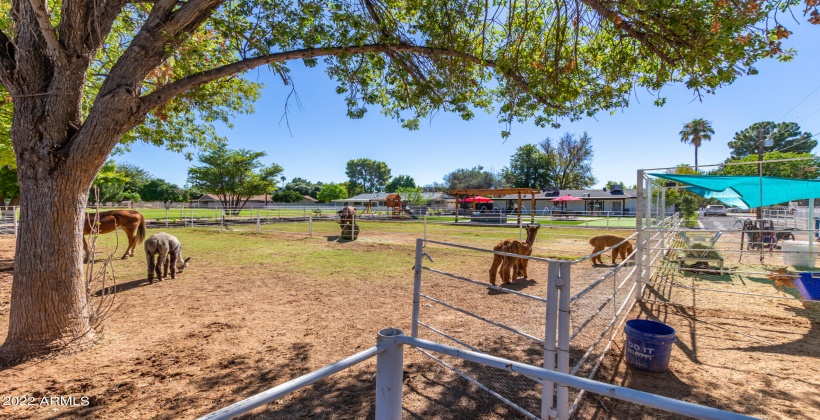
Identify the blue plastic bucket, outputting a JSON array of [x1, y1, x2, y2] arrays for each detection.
[[624, 319, 676, 372]]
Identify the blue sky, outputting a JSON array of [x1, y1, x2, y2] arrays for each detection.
[[120, 23, 820, 190]]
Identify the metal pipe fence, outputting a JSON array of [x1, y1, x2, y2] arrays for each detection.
[[637, 171, 818, 343], [411, 214, 676, 419], [0, 207, 18, 235], [199, 328, 758, 420]]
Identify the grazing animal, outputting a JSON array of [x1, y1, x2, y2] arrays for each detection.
[[337, 206, 357, 225], [589, 234, 634, 265], [510, 225, 541, 281], [144, 232, 191, 283], [488, 224, 541, 285], [83, 210, 147, 263]]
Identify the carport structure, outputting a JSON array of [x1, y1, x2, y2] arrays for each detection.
[[449, 188, 540, 224]]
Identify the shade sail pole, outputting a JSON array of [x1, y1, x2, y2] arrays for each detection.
[[809, 199, 815, 260]]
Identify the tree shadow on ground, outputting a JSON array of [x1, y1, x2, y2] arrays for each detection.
[[0, 258, 13, 272], [45, 340, 322, 420]]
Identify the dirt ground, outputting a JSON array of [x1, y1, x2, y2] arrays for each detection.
[[0, 226, 818, 419]]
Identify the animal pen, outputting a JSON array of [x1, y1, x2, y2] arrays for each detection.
[[201, 207, 770, 419], [197, 162, 820, 419]]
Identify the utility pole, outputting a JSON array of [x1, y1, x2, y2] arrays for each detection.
[[757, 128, 764, 221]]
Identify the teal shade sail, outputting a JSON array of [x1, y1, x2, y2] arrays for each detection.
[[649, 174, 820, 209]]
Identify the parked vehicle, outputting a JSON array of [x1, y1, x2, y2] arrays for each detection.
[[703, 205, 728, 216]]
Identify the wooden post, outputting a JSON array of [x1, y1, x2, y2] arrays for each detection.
[[517, 193, 522, 226], [531, 193, 536, 223], [455, 194, 459, 222]]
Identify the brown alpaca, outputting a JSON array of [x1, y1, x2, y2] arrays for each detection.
[[589, 234, 634, 265], [504, 225, 540, 282], [488, 225, 541, 285], [489, 239, 515, 286]]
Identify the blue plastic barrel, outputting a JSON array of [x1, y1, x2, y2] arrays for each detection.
[[624, 319, 676, 372]]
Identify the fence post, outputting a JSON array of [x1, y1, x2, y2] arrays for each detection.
[[542, 261, 560, 420], [309, 212, 313, 238], [221, 210, 225, 230], [423, 213, 427, 243], [376, 328, 404, 420], [643, 174, 652, 289], [808, 199, 815, 256], [411, 239, 424, 337], [13, 207, 18, 235], [257, 211, 261, 232], [635, 169, 645, 303], [556, 261, 571, 420], [519, 218, 523, 241]]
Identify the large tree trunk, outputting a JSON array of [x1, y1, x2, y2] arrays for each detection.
[[0, 64, 104, 363], [0, 172, 96, 362]]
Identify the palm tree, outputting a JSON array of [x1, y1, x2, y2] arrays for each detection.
[[679, 118, 715, 171], [280, 175, 287, 189]]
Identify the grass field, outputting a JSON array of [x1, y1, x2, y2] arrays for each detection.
[[89, 207, 636, 229]]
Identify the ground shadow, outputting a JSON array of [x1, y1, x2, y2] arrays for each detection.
[[487, 278, 538, 295], [733, 303, 820, 357], [92, 277, 153, 296], [46, 341, 325, 420], [581, 338, 694, 419]]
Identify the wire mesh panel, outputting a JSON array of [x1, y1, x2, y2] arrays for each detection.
[[414, 239, 554, 418]]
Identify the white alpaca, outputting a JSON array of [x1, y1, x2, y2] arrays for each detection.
[[144, 232, 191, 283]]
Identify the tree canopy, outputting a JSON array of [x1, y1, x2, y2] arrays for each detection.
[[540, 132, 596, 189], [385, 175, 416, 193], [397, 187, 428, 205], [119, 163, 155, 199], [345, 158, 391, 194], [140, 179, 187, 203], [0, 166, 18, 205], [502, 144, 551, 188], [91, 161, 130, 203], [721, 151, 820, 179], [728, 122, 816, 159], [444, 166, 500, 190], [317, 183, 348, 203], [270, 190, 305, 203], [187, 145, 283, 212], [679, 118, 715, 170], [285, 177, 323, 199]]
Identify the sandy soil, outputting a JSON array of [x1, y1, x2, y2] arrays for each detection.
[[0, 225, 817, 419]]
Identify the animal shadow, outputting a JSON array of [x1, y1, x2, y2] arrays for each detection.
[[488, 278, 537, 295], [326, 235, 355, 243], [92, 277, 153, 296]]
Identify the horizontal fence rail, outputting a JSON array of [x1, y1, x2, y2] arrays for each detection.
[[199, 329, 759, 420]]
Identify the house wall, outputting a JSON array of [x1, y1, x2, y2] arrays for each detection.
[[515, 199, 638, 214]]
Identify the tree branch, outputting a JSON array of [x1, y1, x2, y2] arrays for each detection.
[[140, 43, 561, 115], [85, 0, 129, 52], [162, 0, 224, 36], [27, 0, 63, 57], [578, 0, 677, 66]]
